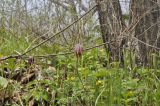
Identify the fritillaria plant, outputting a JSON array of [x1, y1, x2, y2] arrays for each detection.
[[74, 43, 83, 58]]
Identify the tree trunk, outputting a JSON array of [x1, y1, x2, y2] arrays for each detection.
[[96, 0, 126, 63], [157, 0, 160, 48], [129, 0, 160, 66]]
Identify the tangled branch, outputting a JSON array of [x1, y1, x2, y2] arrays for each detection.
[[0, 41, 110, 61], [0, 4, 97, 62]]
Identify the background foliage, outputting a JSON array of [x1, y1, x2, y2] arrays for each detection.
[[0, 0, 160, 106]]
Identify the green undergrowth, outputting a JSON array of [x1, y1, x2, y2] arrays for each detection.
[[0, 31, 160, 106], [0, 29, 61, 56]]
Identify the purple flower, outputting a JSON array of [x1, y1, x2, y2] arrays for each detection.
[[28, 57, 34, 65], [74, 43, 83, 57]]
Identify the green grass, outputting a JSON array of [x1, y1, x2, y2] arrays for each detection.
[[0, 30, 160, 105]]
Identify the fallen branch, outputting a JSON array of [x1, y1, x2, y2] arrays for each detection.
[[0, 4, 97, 62], [20, 4, 97, 57]]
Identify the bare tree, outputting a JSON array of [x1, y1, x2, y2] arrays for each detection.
[[129, 0, 160, 66], [96, 0, 126, 63]]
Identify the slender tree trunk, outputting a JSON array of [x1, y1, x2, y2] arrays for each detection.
[[129, 0, 160, 66], [157, 0, 160, 48], [96, 0, 126, 63]]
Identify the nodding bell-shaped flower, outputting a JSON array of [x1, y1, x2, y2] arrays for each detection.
[[28, 57, 34, 65], [74, 43, 83, 58]]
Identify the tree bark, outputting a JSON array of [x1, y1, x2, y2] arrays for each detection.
[[129, 0, 160, 66], [96, 0, 126, 63], [157, 0, 160, 48]]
